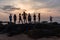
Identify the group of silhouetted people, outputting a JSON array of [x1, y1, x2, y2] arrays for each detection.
[[9, 11, 53, 24], [9, 12, 41, 24]]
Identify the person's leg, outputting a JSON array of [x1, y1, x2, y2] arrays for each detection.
[[14, 20, 16, 24], [19, 20, 20, 24], [30, 20, 31, 23], [21, 19, 23, 24], [24, 19, 25, 23], [10, 20, 11, 23], [34, 20, 36, 23], [30, 18, 31, 23], [26, 18, 27, 23], [10, 20, 12, 22], [34, 20, 35, 23], [28, 20, 29, 23], [29, 19, 30, 23]]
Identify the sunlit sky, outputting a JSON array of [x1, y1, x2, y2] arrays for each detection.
[[0, 0, 60, 22]]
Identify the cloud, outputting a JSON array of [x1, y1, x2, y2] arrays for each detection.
[[14, 0, 60, 10], [1, 5, 20, 11], [0, 0, 60, 14], [0, 0, 60, 10]]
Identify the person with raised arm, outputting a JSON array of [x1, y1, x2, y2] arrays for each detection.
[[22, 11, 27, 23]]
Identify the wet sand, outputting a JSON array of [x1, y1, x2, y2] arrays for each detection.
[[0, 34, 60, 40]]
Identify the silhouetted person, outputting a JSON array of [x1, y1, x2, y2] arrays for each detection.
[[22, 11, 27, 23], [28, 13, 31, 23], [38, 13, 40, 22], [13, 14, 17, 24], [19, 13, 23, 24], [33, 13, 36, 23], [50, 16, 53, 23], [9, 14, 12, 23]]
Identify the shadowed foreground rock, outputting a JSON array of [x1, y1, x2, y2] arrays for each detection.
[[0, 22, 60, 39]]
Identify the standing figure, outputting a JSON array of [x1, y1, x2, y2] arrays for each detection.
[[33, 13, 36, 23], [13, 14, 17, 24], [22, 11, 27, 23], [38, 13, 40, 22], [28, 13, 31, 23], [50, 16, 53, 23], [9, 14, 12, 23], [19, 13, 23, 24]]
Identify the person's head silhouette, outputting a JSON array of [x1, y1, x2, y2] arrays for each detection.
[[19, 14, 21, 16]]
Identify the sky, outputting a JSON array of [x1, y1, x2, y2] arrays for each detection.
[[0, 0, 60, 22]]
